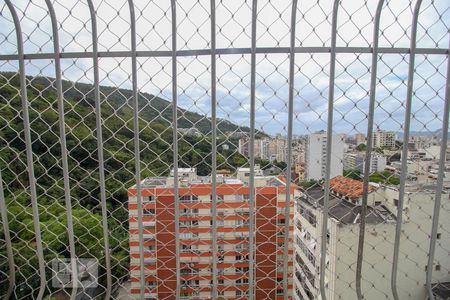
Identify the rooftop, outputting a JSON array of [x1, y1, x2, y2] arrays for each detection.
[[300, 186, 395, 225], [330, 176, 376, 201], [137, 171, 288, 189]]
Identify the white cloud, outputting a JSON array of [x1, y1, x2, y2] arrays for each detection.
[[0, 0, 448, 136]]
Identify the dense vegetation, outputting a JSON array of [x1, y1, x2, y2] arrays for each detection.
[[0, 72, 255, 298]]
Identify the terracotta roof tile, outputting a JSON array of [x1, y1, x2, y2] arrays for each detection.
[[329, 176, 376, 200]]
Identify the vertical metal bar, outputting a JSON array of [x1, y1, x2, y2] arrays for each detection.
[[170, 1, 181, 299], [319, 1, 340, 299], [391, 1, 422, 299], [4, 2, 46, 299], [126, 1, 145, 299], [249, 0, 257, 298], [0, 167, 15, 299], [210, 0, 218, 299], [44, 1, 78, 298], [283, 1, 298, 299], [426, 37, 450, 300], [86, 1, 112, 298], [355, 0, 385, 298]]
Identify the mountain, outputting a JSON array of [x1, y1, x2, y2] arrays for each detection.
[[0, 70, 261, 215], [1, 72, 251, 135], [396, 130, 450, 140], [0, 72, 258, 297]]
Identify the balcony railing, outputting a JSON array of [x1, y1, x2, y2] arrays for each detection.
[[0, 0, 449, 300]]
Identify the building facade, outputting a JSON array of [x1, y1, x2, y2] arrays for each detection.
[[304, 132, 344, 181], [372, 130, 397, 149], [354, 133, 366, 146], [293, 176, 450, 300], [128, 168, 295, 299], [343, 152, 387, 173]]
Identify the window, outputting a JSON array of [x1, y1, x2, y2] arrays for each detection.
[[143, 208, 155, 216], [213, 219, 225, 227], [181, 268, 198, 275], [180, 221, 190, 228], [236, 278, 248, 285], [236, 267, 249, 273], [145, 196, 156, 202], [180, 195, 190, 202], [180, 233, 192, 240], [437, 233, 441, 239], [394, 199, 399, 207], [218, 279, 224, 285], [436, 264, 441, 271]]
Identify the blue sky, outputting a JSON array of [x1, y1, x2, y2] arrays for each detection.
[[0, 0, 448, 136]]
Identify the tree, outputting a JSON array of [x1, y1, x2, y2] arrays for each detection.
[[344, 169, 362, 180], [356, 143, 366, 151]]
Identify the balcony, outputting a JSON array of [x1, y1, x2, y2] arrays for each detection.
[[0, 0, 449, 300]]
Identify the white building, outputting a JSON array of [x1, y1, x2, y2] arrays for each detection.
[[304, 132, 344, 181], [236, 164, 264, 183], [293, 176, 450, 300], [372, 130, 397, 149], [343, 152, 387, 173]]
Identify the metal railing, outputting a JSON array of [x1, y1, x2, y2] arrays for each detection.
[[0, 0, 449, 300]]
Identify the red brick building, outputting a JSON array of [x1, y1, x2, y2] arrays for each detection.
[[128, 168, 294, 299]]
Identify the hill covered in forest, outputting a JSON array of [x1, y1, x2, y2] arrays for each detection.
[[0, 71, 254, 298]]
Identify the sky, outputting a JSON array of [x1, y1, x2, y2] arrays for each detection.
[[0, 0, 448, 137]]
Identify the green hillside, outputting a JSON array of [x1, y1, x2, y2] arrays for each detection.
[[0, 72, 251, 298]]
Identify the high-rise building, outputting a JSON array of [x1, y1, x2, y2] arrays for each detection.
[[238, 138, 250, 157], [304, 132, 344, 181], [128, 168, 295, 299], [343, 152, 387, 173], [238, 138, 267, 159], [354, 133, 366, 146], [372, 130, 397, 149], [293, 176, 450, 300]]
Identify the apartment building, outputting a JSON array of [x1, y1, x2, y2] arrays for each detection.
[[128, 168, 295, 299], [304, 132, 344, 181], [372, 130, 397, 149], [293, 176, 450, 300], [238, 138, 267, 159], [354, 133, 366, 146], [343, 152, 387, 173]]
